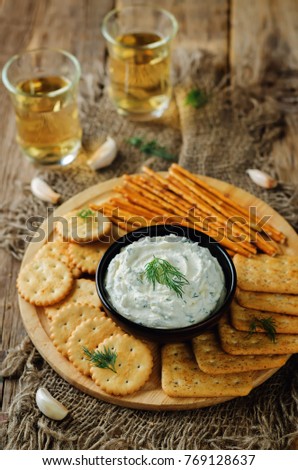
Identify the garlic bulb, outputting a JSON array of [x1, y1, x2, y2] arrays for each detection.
[[87, 136, 117, 170], [36, 387, 69, 420], [31, 177, 61, 203], [246, 169, 278, 189]]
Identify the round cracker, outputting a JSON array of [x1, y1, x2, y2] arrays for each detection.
[[90, 334, 153, 396], [17, 257, 73, 307], [67, 317, 123, 376], [45, 278, 101, 319], [55, 209, 112, 243], [68, 241, 107, 275], [36, 240, 70, 264], [50, 304, 106, 357], [36, 241, 82, 278]]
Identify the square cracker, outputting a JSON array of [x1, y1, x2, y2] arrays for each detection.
[[230, 300, 298, 334], [236, 288, 298, 316], [192, 331, 288, 374], [219, 313, 298, 355], [233, 254, 298, 294], [161, 343, 254, 397]]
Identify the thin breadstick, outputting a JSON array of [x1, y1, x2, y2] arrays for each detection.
[[158, 171, 276, 255], [115, 188, 167, 216], [109, 216, 133, 233], [129, 177, 194, 214], [91, 201, 153, 222], [142, 166, 254, 237], [167, 172, 276, 256], [171, 164, 286, 243], [99, 203, 150, 225], [93, 176, 256, 255], [133, 172, 256, 253], [110, 197, 163, 219], [122, 179, 253, 256], [105, 201, 190, 229], [130, 175, 256, 255], [171, 164, 284, 242], [226, 249, 237, 258]]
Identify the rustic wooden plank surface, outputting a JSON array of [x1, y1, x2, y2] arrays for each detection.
[[230, 0, 298, 185], [0, 0, 297, 447], [117, 0, 229, 67], [230, 0, 298, 87]]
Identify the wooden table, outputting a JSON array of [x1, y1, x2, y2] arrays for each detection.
[[1, 0, 298, 437]]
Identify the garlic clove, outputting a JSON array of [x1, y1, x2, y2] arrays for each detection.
[[87, 136, 117, 170], [31, 177, 61, 203], [246, 169, 278, 189], [36, 387, 69, 420]]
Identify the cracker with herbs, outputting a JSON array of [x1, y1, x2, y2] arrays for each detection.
[[67, 317, 123, 376], [90, 334, 153, 396], [55, 208, 112, 243], [230, 300, 298, 335], [192, 331, 289, 375], [219, 313, 298, 355]]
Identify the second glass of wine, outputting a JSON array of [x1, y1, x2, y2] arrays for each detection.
[[102, 6, 178, 121]]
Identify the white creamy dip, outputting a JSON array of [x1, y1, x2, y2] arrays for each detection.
[[105, 235, 226, 329]]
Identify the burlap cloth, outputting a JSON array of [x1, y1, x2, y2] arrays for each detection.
[[1, 50, 298, 450]]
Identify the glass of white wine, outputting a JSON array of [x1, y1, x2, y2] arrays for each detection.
[[2, 48, 82, 166], [102, 6, 178, 121]]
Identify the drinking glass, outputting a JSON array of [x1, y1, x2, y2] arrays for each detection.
[[2, 48, 82, 166], [102, 6, 178, 120]]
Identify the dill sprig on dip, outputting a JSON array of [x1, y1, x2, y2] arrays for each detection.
[[248, 317, 277, 343], [83, 346, 117, 373], [144, 256, 189, 298], [77, 208, 95, 219]]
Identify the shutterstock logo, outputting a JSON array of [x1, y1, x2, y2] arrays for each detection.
[[24, 206, 273, 253]]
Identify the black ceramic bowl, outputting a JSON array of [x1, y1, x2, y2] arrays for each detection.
[[95, 225, 237, 343]]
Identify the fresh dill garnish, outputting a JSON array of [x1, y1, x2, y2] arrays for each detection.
[[83, 346, 117, 373], [77, 208, 95, 219], [143, 256, 189, 298], [248, 317, 277, 343], [127, 137, 176, 161], [128, 136, 143, 147], [184, 89, 208, 108]]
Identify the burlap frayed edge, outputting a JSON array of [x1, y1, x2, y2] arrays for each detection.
[[1, 337, 298, 450]]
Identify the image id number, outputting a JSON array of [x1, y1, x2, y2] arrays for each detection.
[[184, 454, 256, 466]]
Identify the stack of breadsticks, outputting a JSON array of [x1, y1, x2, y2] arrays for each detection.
[[90, 164, 286, 257]]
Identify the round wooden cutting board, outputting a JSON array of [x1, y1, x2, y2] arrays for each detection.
[[18, 174, 298, 410]]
